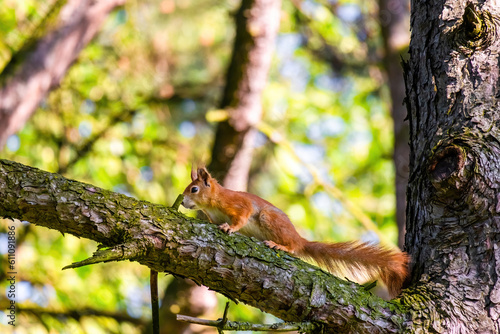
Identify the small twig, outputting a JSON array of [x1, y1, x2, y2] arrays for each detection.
[[171, 194, 184, 211], [150, 270, 160, 334], [177, 314, 319, 332], [217, 301, 230, 334], [362, 280, 378, 291], [10, 305, 148, 326]]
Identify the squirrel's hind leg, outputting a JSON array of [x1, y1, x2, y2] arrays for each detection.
[[264, 240, 294, 254]]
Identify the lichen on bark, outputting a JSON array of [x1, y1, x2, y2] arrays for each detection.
[[0, 158, 408, 333], [404, 0, 500, 332]]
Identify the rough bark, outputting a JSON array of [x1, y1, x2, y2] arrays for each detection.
[[0, 159, 408, 333], [0, 0, 125, 150], [404, 1, 500, 332], [208, 0, 281, 191], [379, 0, 410, 249]]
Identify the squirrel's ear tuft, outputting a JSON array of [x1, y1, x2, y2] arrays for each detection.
[[190, 164, 198, 181], [198, 167, 211, 187]]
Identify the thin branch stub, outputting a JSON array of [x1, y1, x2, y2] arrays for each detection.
[[176, 314, 319, 332], [218, 301, 230, 334], [62, 242, 140, 270]]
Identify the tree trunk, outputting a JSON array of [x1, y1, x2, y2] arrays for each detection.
[[208, 0, 281, 191], [403, 1, 500, 332], [0, 0, 125, 150], [379, 0, 410, 249]]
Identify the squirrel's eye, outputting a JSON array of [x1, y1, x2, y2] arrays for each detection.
[[191, 186, 199, 193]]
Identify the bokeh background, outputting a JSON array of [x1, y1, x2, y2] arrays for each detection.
[[0, 0, 409, 332]]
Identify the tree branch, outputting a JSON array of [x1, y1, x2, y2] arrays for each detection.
[[0, 159, 408, 333], [176, 314, 319, 332], [0, 0, 126, 150], [16, 305, 147, 327]]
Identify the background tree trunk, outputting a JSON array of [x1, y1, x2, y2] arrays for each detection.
[[208, 0, 281, 191], [0, 0, 125, 150], [403, 1, 500, 331], [379, 0, 410, 249]]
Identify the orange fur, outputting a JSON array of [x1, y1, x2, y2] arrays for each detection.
[[182, 167, 410, 298]]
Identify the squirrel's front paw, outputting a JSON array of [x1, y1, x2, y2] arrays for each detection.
[[219, 223, 234, 234]]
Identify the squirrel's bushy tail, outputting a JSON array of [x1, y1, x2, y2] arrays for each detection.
[[297, 240, 409, 297]]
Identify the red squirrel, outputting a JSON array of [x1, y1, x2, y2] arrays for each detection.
[[182, 167, 409, 298]]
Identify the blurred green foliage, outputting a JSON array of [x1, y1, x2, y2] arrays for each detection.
[[0, 0, 399, 332]]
